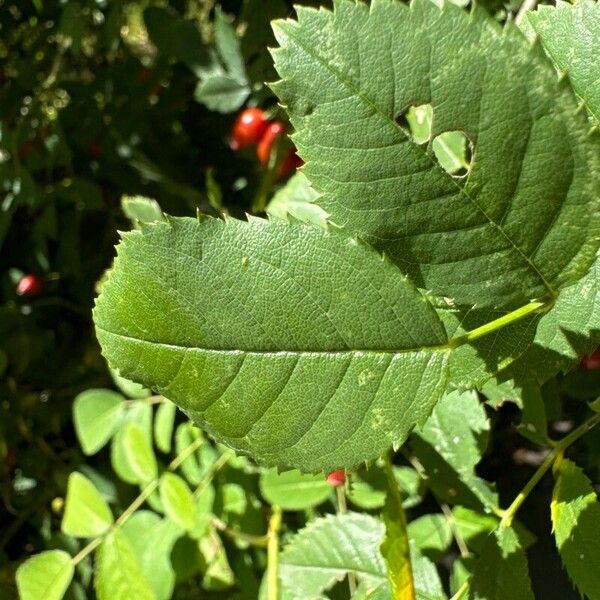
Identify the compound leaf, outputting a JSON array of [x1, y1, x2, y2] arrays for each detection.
[[551, 458, 600, 600], [259, 468, 331, 510], [271, 0, 600, 308], [94, 216, 449, 473]]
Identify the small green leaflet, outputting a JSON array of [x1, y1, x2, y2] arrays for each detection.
[[159, 472, 197, 531], [95, 530, 155, 600], [61, 472, 114, 538], [16, 550, 74, 600], [528, 0, 600, 125], [271, 0, 600, 308], [551, 458, 600, 600], [469, 527, 534, 600], [73, 389, 125, 455], [94, 217, 449, 472], [259, 468, 332, 510]]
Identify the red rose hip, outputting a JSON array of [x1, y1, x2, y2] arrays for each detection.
[[581, 348, 600, 370], [257, 121, 286, 166], [326, 469, 346, 487], [229, 108, 269, 151], [16, 274, 43, 297]]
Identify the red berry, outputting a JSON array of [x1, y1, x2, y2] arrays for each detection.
[[581, 348, 600, 370], [277, 150, 303, 180], [16, 274, 43, 297], [326, 469, 346, 487], [256, 121, 286, 166], [229, 108, 269, 151]]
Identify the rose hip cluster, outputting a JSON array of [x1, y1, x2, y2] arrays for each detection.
[[229, 107, 302, 180]]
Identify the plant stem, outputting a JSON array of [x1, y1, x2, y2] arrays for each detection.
[[449, 300, 549, 348], [440, 503, 470, 558], [500, 411, 600, 527], [193, 450, 233, 498], [267, 506, 282, 600], [449, 579, 470, 600], [212, 516, 269, 547], [69, 435, 205, 567]]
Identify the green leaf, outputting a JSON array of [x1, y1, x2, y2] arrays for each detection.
[[121, 195, 165, 227], [121, 421, 158, 483], [174, 422, 206, 485], [266, 172, 329, 229], [95, 530, 155, 600], [411, 390, 497, 510], [259, 468, 331, 510], [469, 527, 534, 600], [16, 550, 74, 600], [407, 514, 453, 558], [551, 458, 600, 600], [159, 472, 196, 531], [154, 401, 176, 453], [198, 528, 235, 590], [110, 404, 153, 485], [144, 7, 217, 77], [73, 389, 125, 455], [121, 511, 182, 600], [61, 472, 113, 537], [110, 368, 151, 399], [409, 544, 447, 600], [271, 0, 600, 308], [452, 506, 498, 553], [528, 0, 600, 125], [94, 216, 449, 472], [279, 512, 388, 598], [432, 131, 469, 175], [214, 8, 247, 84], [194, 75, 250, 113]]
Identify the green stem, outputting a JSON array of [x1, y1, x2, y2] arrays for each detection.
[[449, 579, 470, 600], [212, 517, 269, 547], [500, 411, 600, 528], [193, 450, 233, 498], [449, 300, 549, 348], [267, 506, 282, 600], [70, 434, 205, 567]]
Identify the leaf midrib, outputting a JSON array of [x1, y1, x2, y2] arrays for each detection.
[[276, 14, 556, 298]]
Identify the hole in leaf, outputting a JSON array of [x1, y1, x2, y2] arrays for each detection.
[[432, 130, 473, 177], [395, 104, 433, 145]]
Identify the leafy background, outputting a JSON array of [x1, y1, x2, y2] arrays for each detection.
[[1, 1, 600, 599]]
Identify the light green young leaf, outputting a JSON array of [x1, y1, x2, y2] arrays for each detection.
[[94, 217, 449, 473], [194, 75, 249, 113], [469, 527, 534, 600], [73, 389, 125, 455], [121, 195, 164, 227], [16, 550, 74, 600], [431, 131, 470, 175], [154, 400, 176, 453], [95, 530, 155, 600], [121, 421, 158, 483], [266, 172, 329, 228], [61, 472, 113, 537], [271, 0, 599, 308], [214, 7, 247, 84], [411, 390, 497, 510], [174, 422, 205, 485], [410, 544, 447, 600], [528, 0, 600, 125], [121, 511, 182, 600], [279, 512, 388, 598], [259, 468, 331, 510], [551, 458, 600, 600], [407, 514, 453, 558], [110, 403, 153, 485], [159, 472, 196, 531]]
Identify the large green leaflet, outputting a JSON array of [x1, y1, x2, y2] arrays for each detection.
[[551, 459, 600, 599], [271, 0, 599, 308], [528, 0, 600, 126], [95, 217, 449, 472]]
